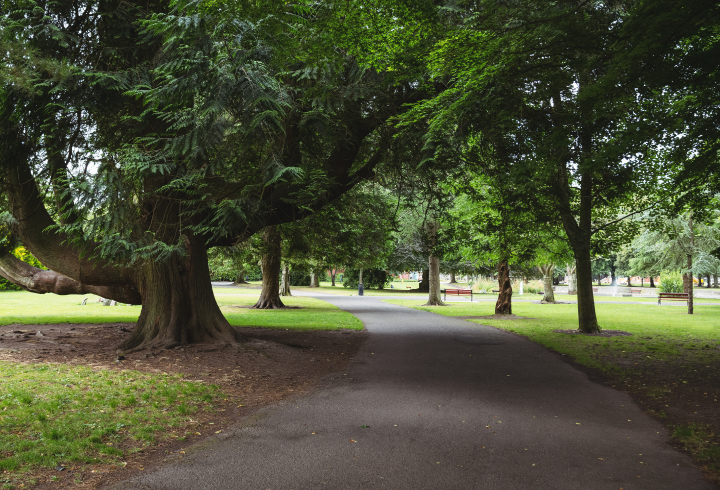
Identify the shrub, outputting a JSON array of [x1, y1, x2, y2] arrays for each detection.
[[659, 270, 684, 293], [342, 268, 390, 289]]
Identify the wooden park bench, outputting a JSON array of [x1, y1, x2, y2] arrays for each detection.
[[442, 289, 473, 301], [658, 292, 689, 305], [630, 288, 643, 294]]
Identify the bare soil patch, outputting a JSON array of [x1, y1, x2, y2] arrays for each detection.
[[553, 328, 633, 337], [0, 322, 367, 489], [456, 314, 536, 320]]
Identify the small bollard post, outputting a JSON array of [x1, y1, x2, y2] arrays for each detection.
[[358, 283, 364, 296]]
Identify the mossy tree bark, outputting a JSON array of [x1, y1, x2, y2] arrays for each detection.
[[254, 226, 284, 309]]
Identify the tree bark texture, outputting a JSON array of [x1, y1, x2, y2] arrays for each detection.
[[417, 268, 429, 292], [540, 263, 556, 303], [309, 271, 320, 288], [254, 226, 285, 309], [424, 221, 445, 306], [280, 263, 292, 296], [495, 259, 512, 315], [449, 272, 457, 284], [0, 252, 141, 304], [567, 262, 578, 295], [121, 235, 242, 351]]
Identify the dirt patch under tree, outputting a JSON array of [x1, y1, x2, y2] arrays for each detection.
[[0, 323, 367, 489]]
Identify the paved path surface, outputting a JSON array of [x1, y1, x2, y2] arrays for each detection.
[[110, 296, 715, 490]]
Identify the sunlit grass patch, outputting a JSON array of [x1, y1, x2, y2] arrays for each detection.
[[0, 291, 140, 325], [0, 362, 222, 486], [216, 295, 363, 331]]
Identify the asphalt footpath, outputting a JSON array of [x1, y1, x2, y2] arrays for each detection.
[[109, 295, 716, 490]]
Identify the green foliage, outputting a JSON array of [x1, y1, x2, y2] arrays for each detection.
[[342, 268, 390, 290], [658, 270, 684, 294]]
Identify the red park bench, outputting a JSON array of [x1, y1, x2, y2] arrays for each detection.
[[658, 292, 689, 305], [442, 289, 473, 301]]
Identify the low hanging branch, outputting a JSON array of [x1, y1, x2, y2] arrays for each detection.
[[0, 252, 141, 304]]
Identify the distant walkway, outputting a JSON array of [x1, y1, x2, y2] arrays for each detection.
[[110, 296, 713, 489]]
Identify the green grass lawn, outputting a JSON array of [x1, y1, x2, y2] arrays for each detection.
[[215, 292, 363, 331], [0, 289, 362, 331], [0, 363, 223, 487]]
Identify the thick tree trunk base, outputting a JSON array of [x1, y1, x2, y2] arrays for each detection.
[[119, 238, 242, 352], [253, 296, 286, 309]]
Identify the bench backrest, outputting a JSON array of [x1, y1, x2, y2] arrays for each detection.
[[659, 292, 688, 297]]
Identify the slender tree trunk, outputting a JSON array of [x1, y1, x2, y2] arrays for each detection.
[[331, 269, 337, 287], [418, 268, 430, 292], [610, 265, 617, 286], [628, 276, 632, 287], [234, 265, 248, 284], [120, 234, 242, 351], [540, 263, 556, 303], [714, 274, 718, 288], [449, 272, 457, 284], [424, 221, 445, 306], [254, 226, 284, 309], [650, 276, 655, 288], [554, 127, 601, 333], [687, 215, 694, 314], [567, 262, 577, 295], [495, 259, 512, 315], [312, 271, 320, 287], [280, 263, 292, 296]]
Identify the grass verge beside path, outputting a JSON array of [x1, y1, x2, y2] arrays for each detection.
[[0, 364, 223, 489], [0, 289, 362, 331], [215, 293, 363, 331], [384, 299, 720, 483]]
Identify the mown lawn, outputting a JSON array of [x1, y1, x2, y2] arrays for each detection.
[[0, 364, 223, 488], [384, 298, 720, 481], [0, 289, 362, 331]]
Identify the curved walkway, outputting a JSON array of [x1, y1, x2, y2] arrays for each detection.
[[110, 296, 715, 489]]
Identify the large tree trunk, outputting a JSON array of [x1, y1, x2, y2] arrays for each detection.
[[254, 226, 284, 309], [424, 222, 445, 306], [449, 272, 457, 284], [540, 263, 556, 303], [495, 259, 512, 314], [280, 263, 292, 296], [417, 268, 430, 292], [650, 276, 655, 288], [567, 262, 578, 295], [121, 234, 241, 351]]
